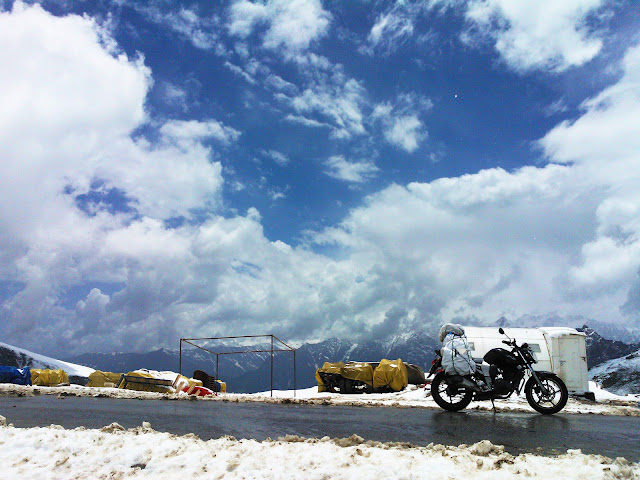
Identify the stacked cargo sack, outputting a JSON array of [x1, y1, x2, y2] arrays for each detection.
[[87, 371, 123, 388], [0, 366, 32, 385], [372, 359, 408, 392], [30, 368, 69, 386], [439, 324, 476, 376], [315, 359, 408, 393]]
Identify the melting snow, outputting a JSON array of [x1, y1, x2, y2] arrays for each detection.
[[0, 423, 637, 479]]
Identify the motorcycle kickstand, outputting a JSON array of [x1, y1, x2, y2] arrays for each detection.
[[490, 396, 496, 413]]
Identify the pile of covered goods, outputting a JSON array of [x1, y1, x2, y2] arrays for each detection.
[[86, 369, 226, 396], [315, 359, 424, 394], [0, 367, 71, 386], [31, 368, 69, 386], [0, 366, 32, 386], [1, 362, 227, 397]]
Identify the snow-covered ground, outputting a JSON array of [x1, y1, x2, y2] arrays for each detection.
[[0, 419, 637, 479], [1, 381, 639, 416], [1, 381, 639, 478]]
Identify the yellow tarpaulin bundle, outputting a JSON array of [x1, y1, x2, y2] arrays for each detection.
[[31, 369, 69, 386], [87, 371, 123, 388], [215, 380, 227, 393], [342, 362, 374, 385], [372, 358, 408, 392], [315, 362, 374, 392], [118, 370, 175, 393], [315, 362, 345, 392]]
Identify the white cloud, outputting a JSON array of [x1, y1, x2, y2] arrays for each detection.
[[373, 93, 432, 152], [160, 119, 242, 147], [283, 114, 330, 129], [262, 149, 290, 166], [228, 0, 331, 55], [134, 4, 223, 52], [538, 43, 640, 306], [324, 156, 379, 184], [2, 2, 639, 356], [365, 10, 417, 55], [313, 42, 640, 329], [265, 74, 298, 93], [384, 115, 426, 153], [464, 0, 606, 72], [282, 60, 369, 139], [224, 61, 257, 84]]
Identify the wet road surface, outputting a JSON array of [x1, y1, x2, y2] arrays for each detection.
[[1, 395, 638, 460]]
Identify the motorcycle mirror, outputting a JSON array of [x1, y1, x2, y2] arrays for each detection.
[[498, 327, 504, 334]]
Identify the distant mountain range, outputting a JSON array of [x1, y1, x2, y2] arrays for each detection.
[[577, 326, 640, 369], [65, 332, 441, 393], [63, 325, 639, 394], [3, 323, 640, 394]]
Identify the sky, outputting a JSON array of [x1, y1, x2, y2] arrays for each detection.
[[1, 0, 640, 356]]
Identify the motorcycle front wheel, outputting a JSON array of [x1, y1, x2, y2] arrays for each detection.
[[431, 372, 473, 411], [525, 373, 568, 415]]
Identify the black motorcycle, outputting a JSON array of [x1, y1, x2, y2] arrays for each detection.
[[428, 328, 568, 414]]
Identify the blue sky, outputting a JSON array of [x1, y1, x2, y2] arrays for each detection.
[[1, 0, 640, 355]]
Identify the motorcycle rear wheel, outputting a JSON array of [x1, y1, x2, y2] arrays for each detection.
[[431, 372, 473, 411], [525, 373, 568, 415]]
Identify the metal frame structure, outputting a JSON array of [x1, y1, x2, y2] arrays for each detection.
[[179, 334, 296, 397]]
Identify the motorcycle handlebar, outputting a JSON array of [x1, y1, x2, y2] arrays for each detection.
[[502, 340, 511, 345]]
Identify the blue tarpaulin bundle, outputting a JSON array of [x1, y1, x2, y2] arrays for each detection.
[[0, 366, 32, 385]]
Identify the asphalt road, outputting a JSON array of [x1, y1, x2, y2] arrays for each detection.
[[1, 395, 639, 461]]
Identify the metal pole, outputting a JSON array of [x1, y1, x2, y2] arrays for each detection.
[[293, 349, 296, 398], [179, 339, 182, 375], [216, 354, 219, 380], [270, 335, 274, 397]]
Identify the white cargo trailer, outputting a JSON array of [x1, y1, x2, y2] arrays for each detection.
[[462, 326, 591, 397]]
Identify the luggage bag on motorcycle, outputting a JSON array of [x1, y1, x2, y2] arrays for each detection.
[[439, 324, 475, 376]]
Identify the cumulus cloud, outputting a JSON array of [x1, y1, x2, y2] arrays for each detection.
[[323, 156, 380, 184], [463, 0, 606, 72], [314, 42, 640, 331], [0, 4, 230, 351], [2, 2, 639, 357], [539, 43, 640, 311], [228, 0, 331, 55]]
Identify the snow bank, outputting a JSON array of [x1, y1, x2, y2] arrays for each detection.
[[0, 423, 637, 479], [1, 382, 639, 416]]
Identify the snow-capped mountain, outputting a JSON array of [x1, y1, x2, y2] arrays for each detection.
[[0, 341, 94, 384], [63, 332, 440, 393], [589, 350, 640, 395], [577, 326, 640, 369]]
